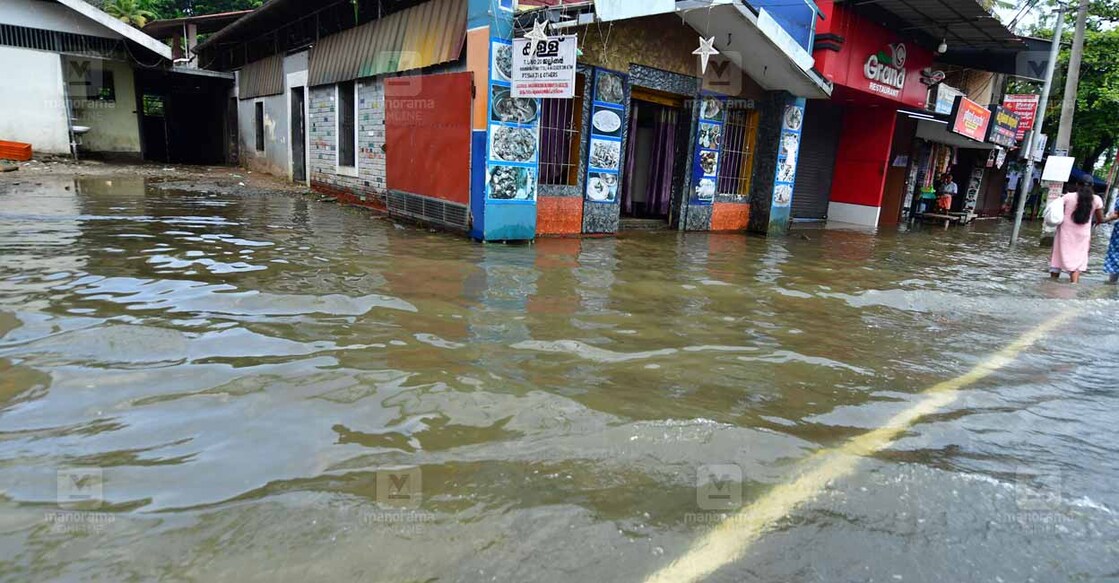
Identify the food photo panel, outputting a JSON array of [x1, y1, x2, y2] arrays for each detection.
[[487, 164, 537, 201], [589, 138, 621, 171], [585, 171, 619, 203], [591, 105, 623, 138], [490, 125, 538, 163]]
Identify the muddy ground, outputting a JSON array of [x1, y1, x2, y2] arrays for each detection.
[[0, 157, 309, 197]]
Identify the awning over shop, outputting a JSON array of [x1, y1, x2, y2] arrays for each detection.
[[843, 0, 1023, 50], [677, 0, 832, 98], [308, 0, 466, 87], [915, 117, 995, 150], [1070, 168, 1106, 188]]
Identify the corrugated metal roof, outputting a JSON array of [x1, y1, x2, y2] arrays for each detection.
[[309, 0, 466, 87], [845, 0, 1023, 49], [239, 54, 284, 98]]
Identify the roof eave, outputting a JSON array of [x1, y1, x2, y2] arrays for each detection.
[[55, 0, 172, 61]]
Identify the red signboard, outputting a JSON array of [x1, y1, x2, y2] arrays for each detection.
[[950, 96, 992, 142], [385, 72, 472, 205], [1003, 94, 1039, 141], [811, 1, 935, 108]]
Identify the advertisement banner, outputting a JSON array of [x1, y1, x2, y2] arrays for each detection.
[[1003, 94, 1039, 141], [986, 105, 1021, 148], [486, 37, 541, 204], [583, 69, 626, 204], [690, 95, 727, 205], [511, 35, 577, 99], [949, 96, 991, 142], [934, 84, 963, 115]]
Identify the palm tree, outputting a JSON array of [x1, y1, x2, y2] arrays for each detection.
[[104, 0, 158, 28]]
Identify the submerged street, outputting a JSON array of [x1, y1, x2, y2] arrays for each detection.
[[1, 174, 1117, 581]]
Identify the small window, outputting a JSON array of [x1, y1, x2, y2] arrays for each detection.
[[142, 94, 164, 117], [254, 102, 265, 152], [717, 107, 760, 198], [538, 74, 585, 186], [338, 81, 356, 167], [65, 60, 115, 101]]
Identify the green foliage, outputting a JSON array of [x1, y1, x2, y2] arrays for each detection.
[[1039, 27, 1119, 170], [103, 0, 158, 27], [86, 0, 262, 20]]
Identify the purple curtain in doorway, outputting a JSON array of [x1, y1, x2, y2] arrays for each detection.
[[645, 108, 678, 217], [621, 101, 641, 214]]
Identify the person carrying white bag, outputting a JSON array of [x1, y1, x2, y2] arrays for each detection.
[[1048, 181, 1105, 283]]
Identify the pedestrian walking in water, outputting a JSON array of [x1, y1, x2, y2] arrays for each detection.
[[1050, 182, 1105, 284], [1101, 198, 1119, 284]]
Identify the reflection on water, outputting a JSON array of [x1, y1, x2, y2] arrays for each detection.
[[0, 176, 1117, 581]]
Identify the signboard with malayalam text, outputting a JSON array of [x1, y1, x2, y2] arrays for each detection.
[[986, 105, 1021, 148], [1003, 94, 1039, 141], [949, 96, 992, 142], [512, 35, 577, 99]]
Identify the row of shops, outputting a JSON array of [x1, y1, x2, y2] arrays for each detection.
[[195, 0, 1044, 241]]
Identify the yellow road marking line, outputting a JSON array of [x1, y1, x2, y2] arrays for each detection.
[[645, 311, 1074, 583]]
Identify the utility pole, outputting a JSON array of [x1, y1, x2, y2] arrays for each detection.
[[1036, 0, 1091, 246], [1055, 0, 1090, 156], [1010, 2, 1065, 246]]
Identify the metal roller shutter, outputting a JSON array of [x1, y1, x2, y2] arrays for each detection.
[[792, 101, 843, 220]]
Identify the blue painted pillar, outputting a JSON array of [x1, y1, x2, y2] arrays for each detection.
[[467, 0, 539, 241]]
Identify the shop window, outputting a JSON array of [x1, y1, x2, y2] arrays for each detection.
[[66, 60, 115, 102], [142, 95, 164, 117], [338, 81, 356, 168], [538, 74, 585, 186], [718, 107, 759, 197], [254, 102, 265, 152]]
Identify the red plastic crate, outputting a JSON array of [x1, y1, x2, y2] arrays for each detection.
[[0, 140, 32, 161]]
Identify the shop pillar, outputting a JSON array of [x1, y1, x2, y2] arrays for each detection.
[[826, 105, 896, 227], [467, 0, 538, 241], [748, 91, 806, 235]]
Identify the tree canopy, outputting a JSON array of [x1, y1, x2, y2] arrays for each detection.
[[87, 0, 263, 20], [1020, 1, 1119, 173]]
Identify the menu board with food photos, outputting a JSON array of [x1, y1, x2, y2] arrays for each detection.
[[772, 99, 805, 210], [487, 37, 541, 203], [584, 69, 626, 204], [690, 95, 726, 205]]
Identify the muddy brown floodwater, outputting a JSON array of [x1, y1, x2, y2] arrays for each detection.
[[1, 175, 1118, 582]]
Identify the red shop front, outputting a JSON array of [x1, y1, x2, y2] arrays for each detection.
[[792, 0, 935, 227]]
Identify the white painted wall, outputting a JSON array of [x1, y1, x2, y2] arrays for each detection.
[[238, 94, 288, 177], [65, 57, 141, 154], [0, 0, 122, 39], [0, 46, 70, 154]]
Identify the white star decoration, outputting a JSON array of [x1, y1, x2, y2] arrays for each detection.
[[524, 19, 549, 55], [693, 36, 720, 75]]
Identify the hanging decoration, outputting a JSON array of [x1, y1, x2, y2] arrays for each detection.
[[693, 36, 719, 75], [523, 19, 550, 55]]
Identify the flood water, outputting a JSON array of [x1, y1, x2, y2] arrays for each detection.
[[1, 176, 1118, 582]]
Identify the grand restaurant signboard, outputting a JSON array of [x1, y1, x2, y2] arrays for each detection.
[[950, 96, 992, 142], [811, 3, 934, 108]]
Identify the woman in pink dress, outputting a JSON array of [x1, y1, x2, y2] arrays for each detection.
[[1050, 183, 1105, 283]]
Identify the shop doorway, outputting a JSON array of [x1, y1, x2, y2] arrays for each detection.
[[291, 86, 306, 183], [792, 100, 843, 221], [620, 88, 690, 228]]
